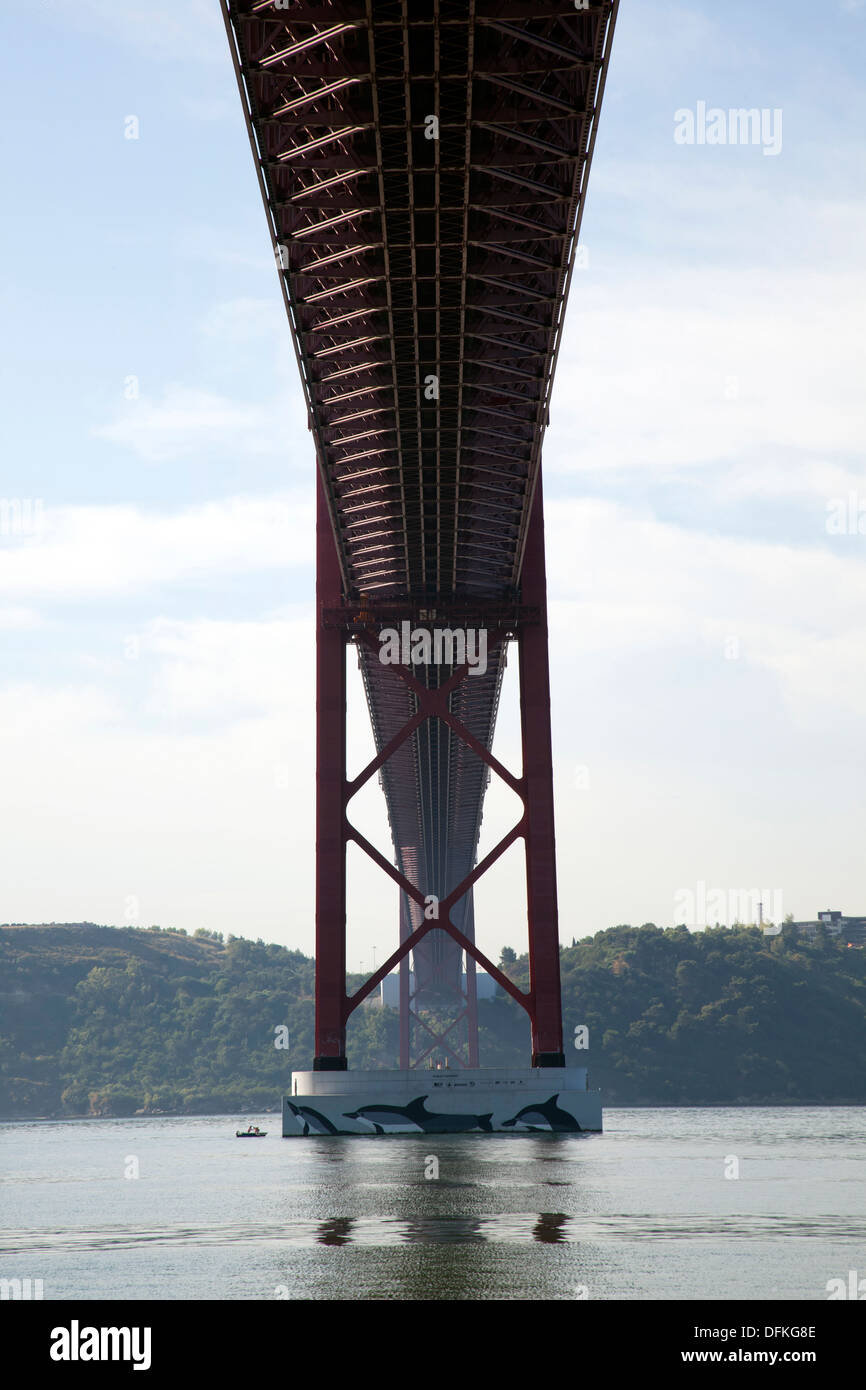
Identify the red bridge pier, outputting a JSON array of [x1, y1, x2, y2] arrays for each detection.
[[313, 467, 567, 1074]]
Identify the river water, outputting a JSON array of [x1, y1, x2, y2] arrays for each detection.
[[2, 1106, 864, 1300]]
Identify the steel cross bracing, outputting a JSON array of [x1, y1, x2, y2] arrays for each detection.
[[222, 0, 618, 1065]]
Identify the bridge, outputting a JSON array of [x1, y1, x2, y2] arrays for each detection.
[[221, 0, 618, 1129]]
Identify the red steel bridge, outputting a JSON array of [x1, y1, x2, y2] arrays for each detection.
[[222, 0, 618, 1073]]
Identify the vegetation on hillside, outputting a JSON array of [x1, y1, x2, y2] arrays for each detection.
[[1, 921, 863, 1115]]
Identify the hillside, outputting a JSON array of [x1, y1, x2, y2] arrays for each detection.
[[1, 922, 864, 1115]]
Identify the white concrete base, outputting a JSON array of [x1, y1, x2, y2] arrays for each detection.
[[282, 1067, 602, 1135]]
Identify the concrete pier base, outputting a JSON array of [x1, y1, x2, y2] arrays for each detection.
[[283, 1067, 602, 1135]]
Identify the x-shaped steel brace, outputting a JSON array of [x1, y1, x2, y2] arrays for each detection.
[[341, 630, 534, 1025]]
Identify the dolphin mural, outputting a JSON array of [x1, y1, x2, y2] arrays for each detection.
[[501, 1095, 582, 1133], [286, 1102, 346, 1136], [344, 1097, 493, 1134]]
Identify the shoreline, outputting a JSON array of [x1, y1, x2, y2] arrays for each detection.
[[3, 1098, 866, 1124]]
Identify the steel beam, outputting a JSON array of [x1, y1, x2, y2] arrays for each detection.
[[517, 472, 565, 1066], [313, 469, 348, 1069]]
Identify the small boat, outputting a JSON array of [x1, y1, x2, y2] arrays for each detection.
[[235, 1128, 267, 1138]]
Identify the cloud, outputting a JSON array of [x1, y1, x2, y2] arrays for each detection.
[[0, 493, 313, 602], [717, 458, 866, 504], [141, 614, 312, 721], [0, 607, 42, 631], [0, 683, 121, 737], [469, 496, 866, 939], [547, 267, 866, 481], [0, 620, 391, 951], [545, 497, 866, 721], [93, 386, 292, 464]]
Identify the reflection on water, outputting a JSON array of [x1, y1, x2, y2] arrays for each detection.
[[2, 1107, 865, 1300], [312, 1214, 566, 1248], [533, 1213, 570, 1245], [316, 1218, 353, 1247], [6, 1210, 864, 1256], [405, 1217, 487, 1245]]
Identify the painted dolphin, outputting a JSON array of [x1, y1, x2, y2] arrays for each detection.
[[501, 1095, 582, 1133], [344, 1097, 493, 1134], [287, 1102, 343, 1136]]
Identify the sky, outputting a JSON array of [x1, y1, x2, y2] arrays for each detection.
[[0, 0, 864, 971]]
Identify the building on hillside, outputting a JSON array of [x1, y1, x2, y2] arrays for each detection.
[[790, 910, 866, 947]]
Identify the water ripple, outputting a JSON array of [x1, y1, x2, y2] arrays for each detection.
[[3, 1210, 864, 1255]]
